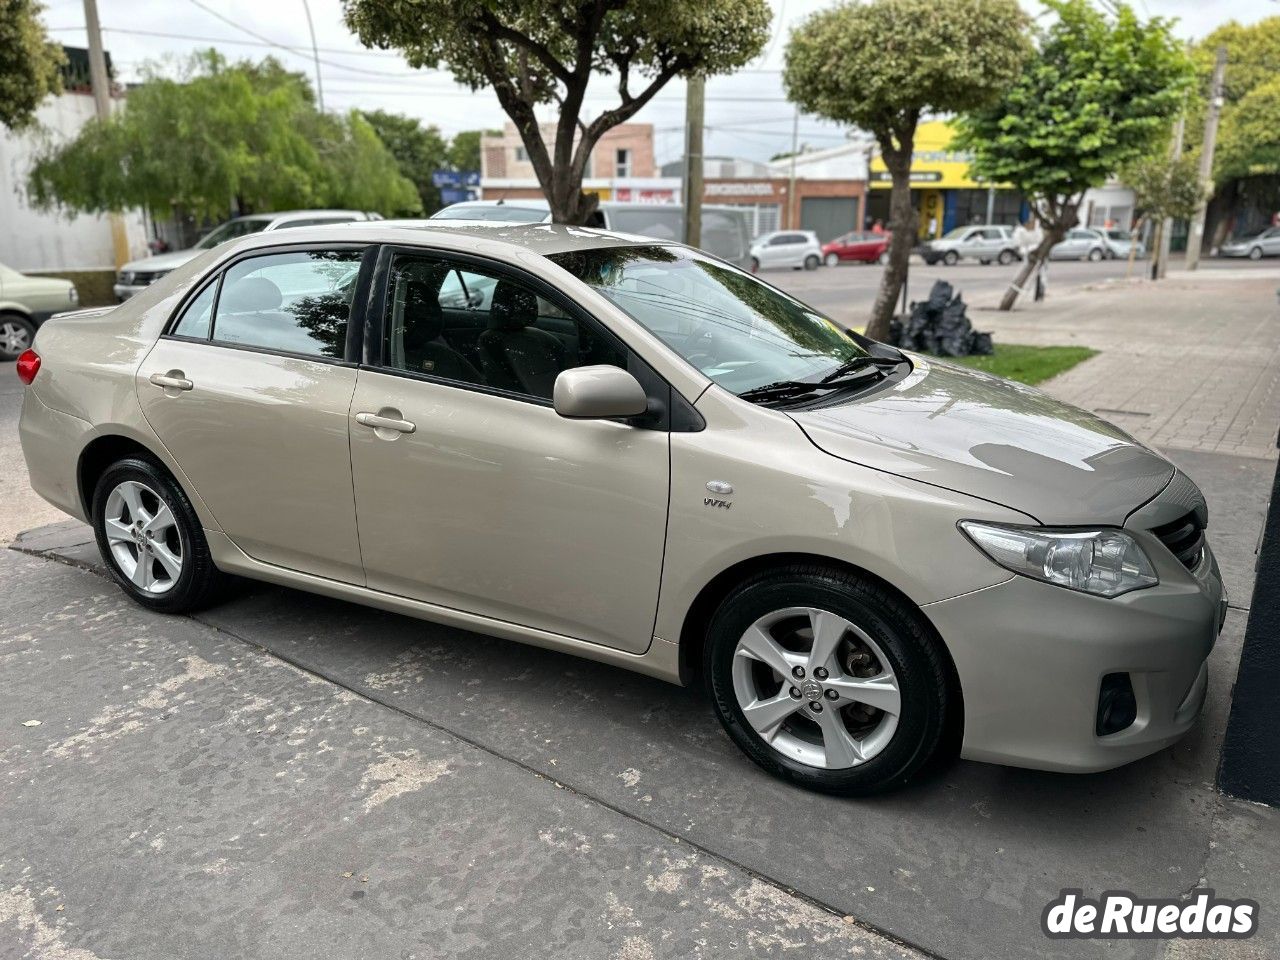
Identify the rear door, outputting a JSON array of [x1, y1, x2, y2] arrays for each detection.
[[138, 245, 371, 584]]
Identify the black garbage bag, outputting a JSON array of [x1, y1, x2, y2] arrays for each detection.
[[888, 280, 994, 358]]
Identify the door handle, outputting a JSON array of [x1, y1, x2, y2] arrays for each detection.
[[355, 411, 416, 434], [149, 372, 193, 391]]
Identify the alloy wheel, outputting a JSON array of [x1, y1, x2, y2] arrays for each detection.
[[102, 480, 184, 594], [0, 320, 32, 357], [731, 606, 901, 769]]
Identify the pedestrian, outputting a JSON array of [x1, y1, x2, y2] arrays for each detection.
[[871, 219, 885, 235]]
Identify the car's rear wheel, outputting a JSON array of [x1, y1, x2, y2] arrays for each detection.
[[997, 249, 1015, 266], [705, 565, 952, 795], [803, 254, 820, 271], [1249, 246, 1263, 260], [877, 250, 890, 265], [942, 251, 959, 266], [92, 457, 227, 613], [0, 314, 35, 361], [1087, 247, 1103, 262], [824, 252, 839, 267]]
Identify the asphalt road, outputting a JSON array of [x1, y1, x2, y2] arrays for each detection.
[[763, 254, 1272, 324]]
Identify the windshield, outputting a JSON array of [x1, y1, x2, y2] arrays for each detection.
[[196, 218, 271, 249], [549, 245, 868, 396], [434, 204, 547, 223], [941, 227, 970, 240]]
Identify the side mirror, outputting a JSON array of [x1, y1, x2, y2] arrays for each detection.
[[553, 365, 649, 420]]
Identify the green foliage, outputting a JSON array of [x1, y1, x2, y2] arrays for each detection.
[[27, 51, 420, 219], [1195, 17, 1280, 108], [1123, 150, 1204, 222], [361, 109, 450, 211], [957, 0, 1192, 224], [447, 129, 489, 173], [783, 0, 1031, 146], [0, 0, 65, 131], [1216, 78, 1280, 183], [342, 0, 769, 222]]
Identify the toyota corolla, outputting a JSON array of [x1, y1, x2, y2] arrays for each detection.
[[17, 222, 1225, 794]]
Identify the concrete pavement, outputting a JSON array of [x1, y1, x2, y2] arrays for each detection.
[[7, 446, 1278, 960]]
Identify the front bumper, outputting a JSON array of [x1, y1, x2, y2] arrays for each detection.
[[925, 533, 1224, 773]]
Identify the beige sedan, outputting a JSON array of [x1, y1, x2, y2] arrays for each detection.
[[17, 222, 1224, 794], [0, 262, 78, 360]]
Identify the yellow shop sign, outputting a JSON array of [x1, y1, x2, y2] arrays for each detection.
[[868, 120, 1002, 190]]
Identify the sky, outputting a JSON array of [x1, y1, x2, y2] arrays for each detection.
[[41, 0, 1280, 167]]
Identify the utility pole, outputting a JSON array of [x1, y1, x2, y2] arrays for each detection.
[[787, 106, 799, 230], [300, 0, 325, 112], [1155, 110, 1185, 280], [1185, 45, 1227, 271], [682, 75, 704, 248], [83, 0, 130, 269]]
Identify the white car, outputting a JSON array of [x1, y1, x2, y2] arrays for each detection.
[[0, 262, 78, 360], [1219, 227, 1280, 260], [918, 225, 1020, 266], [114, 210, 379, 301], [749, 230, 824, 272], [1050, 228, 1110, 261], [1101, 229, 1146, 260]]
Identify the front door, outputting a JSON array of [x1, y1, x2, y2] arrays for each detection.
[[138, 247, 368, 584], [348, 249, 671, 653]]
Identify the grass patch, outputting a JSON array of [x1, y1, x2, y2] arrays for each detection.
[[949, 343, 1097, 386]]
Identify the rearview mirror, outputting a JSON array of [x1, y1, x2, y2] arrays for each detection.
[[553, 365, 649, 420]]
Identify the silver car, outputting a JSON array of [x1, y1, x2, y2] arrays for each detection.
[[1102, 229, 1146, 260], [919, 225, 1019, 266], [748, 230, 824, 272], [0, 261, 78, 360], [1050, 227, 1109, 261], [18, 222, 1224, 795], [114, 210, 379, 301], [1219, 227, 1280, 260]]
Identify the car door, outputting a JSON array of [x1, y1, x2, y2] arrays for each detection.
[[137, 245, 371, 584], [347, 247, 672, 653], [1263, 228, 1280, 255]]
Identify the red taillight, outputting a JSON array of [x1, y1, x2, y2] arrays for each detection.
[[16, 349, 40, 385]]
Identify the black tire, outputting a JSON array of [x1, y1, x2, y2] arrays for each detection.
[[704, 565, 953, 796], [803, 254, 820, 271], [1087, 247, 1103, 262], [0, 313, 36, 361], [92, 456, 227, 613], [942, 251, 959, 266], [997, 249, 1015, 266], [1249, 246, 1263, 261]]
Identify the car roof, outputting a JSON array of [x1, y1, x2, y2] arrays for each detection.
[[222, 219, 671, 259], [234, 210, 369, 223]]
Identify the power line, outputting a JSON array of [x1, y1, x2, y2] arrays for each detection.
[[46, 24, 408, 60]]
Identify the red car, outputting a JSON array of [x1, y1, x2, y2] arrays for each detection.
[[822, 231, 891, 266]]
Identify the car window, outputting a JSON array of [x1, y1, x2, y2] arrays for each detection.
[[207, 250, 363, 359], [982, 228, 1003, 240], [551, 244, 869, 398], [195, 218, 272, 250], [171, 280, 218, 339], [382, 252, 625, 400]]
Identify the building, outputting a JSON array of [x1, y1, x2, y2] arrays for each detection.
[[480, 122, 677, 203], [866, 119, 1024, 239], [0, 48, 148, 274]]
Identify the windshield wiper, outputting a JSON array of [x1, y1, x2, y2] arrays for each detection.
[[737, 355, 908, 406], [819, 354, 908, 383]]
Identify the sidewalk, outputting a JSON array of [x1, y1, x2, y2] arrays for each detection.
[[978, 273, 1280, 462]]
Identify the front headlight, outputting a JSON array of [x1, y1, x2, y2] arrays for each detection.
[[959, 521, 1158, 597]]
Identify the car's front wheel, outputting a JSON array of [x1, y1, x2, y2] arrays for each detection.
[[942, 251, 959, 266], [824, 252, 840, 267], [997, 249, 1016, 266], [1087, 247, 1104, 262], [92, 456, 227, 613], [705, 565, 953, 795], [0, 314, 36, 361], [1249, 246, 1263, 260]]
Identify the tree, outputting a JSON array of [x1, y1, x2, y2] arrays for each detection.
[[1123, 148, 1203, 275], [342, 0, 770, 225], [957, 0, 1191, 310], [0, 0, 64, 131], [784, 0, 1031, 340], [27, 52, 420, 221], [361, 109, 450, 212], [447, 129, 490, 174], [1215, 77, 1280, 184]]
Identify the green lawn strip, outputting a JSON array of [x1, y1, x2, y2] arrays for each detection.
[[949, 343, 1098, 386]]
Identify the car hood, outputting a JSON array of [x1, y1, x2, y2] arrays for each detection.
[[790, 357, 1173, 526], [119, 248, 201, 274]]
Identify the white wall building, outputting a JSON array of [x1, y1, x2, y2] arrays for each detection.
[[0, 90, 147, 272]]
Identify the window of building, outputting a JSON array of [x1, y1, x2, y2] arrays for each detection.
[[514, 145, 529, 163], [615, 148, 633, 178]]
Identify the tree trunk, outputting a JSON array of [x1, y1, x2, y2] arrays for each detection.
[[867, 155, 914, 341], [998, 229, 1062, 311]]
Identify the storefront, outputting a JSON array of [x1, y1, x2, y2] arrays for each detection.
[[866, 120, 1024, 240]]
